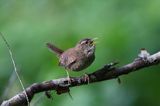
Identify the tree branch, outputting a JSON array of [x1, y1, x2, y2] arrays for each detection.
[[1, 50, 160, 106]]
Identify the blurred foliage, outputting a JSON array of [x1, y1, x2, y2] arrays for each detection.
[[0, 0, 160, 106]]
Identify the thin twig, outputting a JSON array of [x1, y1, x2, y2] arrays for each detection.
[[0, 33, 30, 106]]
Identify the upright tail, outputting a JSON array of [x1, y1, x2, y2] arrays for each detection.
[[46, 43, 63, 56]]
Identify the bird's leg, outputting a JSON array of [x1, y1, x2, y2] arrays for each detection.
[[65, 70, 71, 85], [84, 73, 90, 84]]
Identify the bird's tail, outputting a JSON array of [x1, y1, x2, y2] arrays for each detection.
[[46, 43, 64, 56]]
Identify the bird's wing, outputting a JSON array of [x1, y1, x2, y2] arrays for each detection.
[[46, 43, 64, 56], [59, 49, 77, 68]]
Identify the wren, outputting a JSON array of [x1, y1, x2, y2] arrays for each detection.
[[46, 38, 96, 83]]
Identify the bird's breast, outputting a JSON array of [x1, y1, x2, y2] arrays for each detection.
[[59, 49, 95, 71]]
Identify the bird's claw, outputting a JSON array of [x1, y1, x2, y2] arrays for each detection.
[[84, 73, 90, 84]]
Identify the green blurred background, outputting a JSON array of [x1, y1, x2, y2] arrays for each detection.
[[0, 0, 160, 106]]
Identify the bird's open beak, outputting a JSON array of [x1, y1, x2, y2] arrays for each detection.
[[91, 37, 98, 45]]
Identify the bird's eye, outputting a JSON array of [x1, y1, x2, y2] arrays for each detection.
[[85, 41, 88, 44]]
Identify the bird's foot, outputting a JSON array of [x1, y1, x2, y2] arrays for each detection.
[[84, 73, 90, 84], [67, 76, 72, 85], [65, 70, 72, 85]]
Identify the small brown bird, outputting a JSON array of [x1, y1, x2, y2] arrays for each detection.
[[46, 38, 96, 83]]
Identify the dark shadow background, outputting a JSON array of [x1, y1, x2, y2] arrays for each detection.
[[0, 0, 160, 106]]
